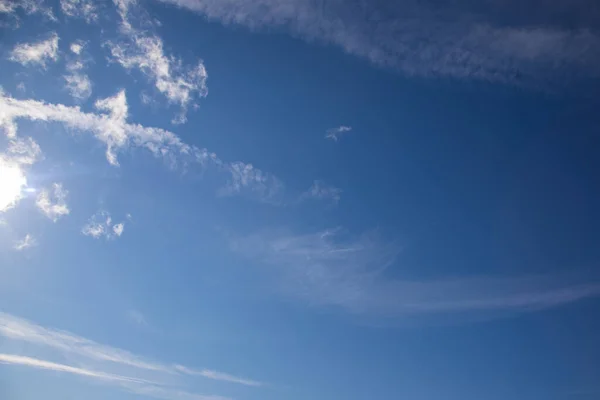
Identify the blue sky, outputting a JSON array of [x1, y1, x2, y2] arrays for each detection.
[[1, 0, 600, 399]]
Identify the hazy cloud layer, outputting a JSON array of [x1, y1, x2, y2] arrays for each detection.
[[231, 228, 600, 318], [154, 0, 600, 84]]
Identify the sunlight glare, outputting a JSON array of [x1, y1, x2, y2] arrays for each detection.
[[0, 161, 27, 212]]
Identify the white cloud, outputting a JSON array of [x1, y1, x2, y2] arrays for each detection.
[[64, 41, 93, 100], [0, 311, 263, 387], [36, 183, 70, 222], [0, 0, 56, 25], [174, 365, 262, 387], [9, 32, 59, 68], [0, 90, 282, 201], [0, 353, 153, 385], [231, 228, 600, 318], [82, 210, 127, 240], [107, 0, 208, 124], [113, 222, 125, 236], [70, 42, 84, 54], [219, 161, 283, 204], [3, 136, 43, 165], [0, 353, 230, 400], [301, 180, 341, 204], [64, 73, 92, 100], [152, 0, 600, 84], [60, 0, 98, 22], [13, 234, 36, 250], [325, 126, 352, 142]]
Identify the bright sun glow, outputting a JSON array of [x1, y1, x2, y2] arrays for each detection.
[[0, 161, 27, 212]]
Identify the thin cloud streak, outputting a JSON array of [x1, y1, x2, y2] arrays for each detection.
[[174, 365, 262, 387], [0, 311, 263, 387], [0, 354, 230, 400], [231, 229, 600, 317], [0, 353, 155, 385]]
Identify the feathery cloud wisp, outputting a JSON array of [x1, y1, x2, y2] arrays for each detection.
[[0, 353, 231, 400], [13, 234, 36, 250], [0, 90, 282, 201], [107, 0, 208, 124], [9, 32, 59, 68], [36, 183, 70, 222], [60, 0, 98, 22], [325, 126, 352, 142], [300, 180, 342, 204], [231, 228, 600, 318]]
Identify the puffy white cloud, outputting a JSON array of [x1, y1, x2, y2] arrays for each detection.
[[325, 126, 352, 142], [9, 32, 59, 68], [64, 42, 92, 100], [60, 0, 97, 22], [36, 183, 70, 222], [82, 210, 127, 240], [13, 234, 36, 250]]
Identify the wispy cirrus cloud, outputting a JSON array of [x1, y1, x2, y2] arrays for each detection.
[[0, 353, 154, 385], [60, 0, 98, 23], [300, 180, 342, 205], [107, 0, 208, 124], [13, 233, 36, 250], [325, 126, 352, 142], [0, 90, 281, 202], [174, 365, 262, 387], [152, 0, 600, 84], [9, 32, 59, 68], [0, 354, 231, 400], [230, 228, 600, 318], [36, 183, 70, 222], [0, 0, 56, 26], [0, 311, 263, 388]]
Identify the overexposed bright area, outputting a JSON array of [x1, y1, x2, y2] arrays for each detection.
[[0, 160, 27, 212]]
